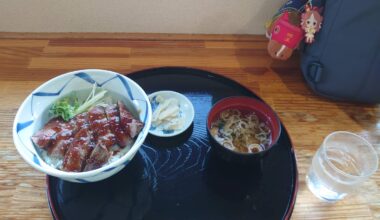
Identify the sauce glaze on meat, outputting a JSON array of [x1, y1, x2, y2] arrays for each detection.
[[32, 102, 143, 172]]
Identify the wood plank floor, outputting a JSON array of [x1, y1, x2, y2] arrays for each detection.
[[0, 33, 379, 219]]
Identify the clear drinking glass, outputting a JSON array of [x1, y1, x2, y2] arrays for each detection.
[[306, 131, 378, 202]]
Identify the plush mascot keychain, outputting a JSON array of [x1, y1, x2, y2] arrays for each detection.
[[266, 0, 324, 60]]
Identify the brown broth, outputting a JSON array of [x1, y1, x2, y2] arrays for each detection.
[[211, 108, 271, 153]]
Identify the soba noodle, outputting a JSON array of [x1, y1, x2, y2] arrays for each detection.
[[210, 109, 271, 153]]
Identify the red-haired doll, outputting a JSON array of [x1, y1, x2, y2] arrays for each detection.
[[301, 5, 323, 43], [267, 0, 324, 60]]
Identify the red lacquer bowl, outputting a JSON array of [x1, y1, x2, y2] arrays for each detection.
[[207, 96, 281, 162]]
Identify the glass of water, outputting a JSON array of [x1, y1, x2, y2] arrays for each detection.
[[306, 131, 378, 202]]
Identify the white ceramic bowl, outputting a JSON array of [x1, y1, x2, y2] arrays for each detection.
[[13, 69, 152, 183], [148, 90, 194, 137]]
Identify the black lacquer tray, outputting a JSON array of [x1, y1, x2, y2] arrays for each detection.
[[47, 67, 298, 220]]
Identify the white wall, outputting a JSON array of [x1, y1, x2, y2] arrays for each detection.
[[0, 0, 283, 34]]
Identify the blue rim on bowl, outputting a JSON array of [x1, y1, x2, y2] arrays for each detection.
[[12, 69, 152, 183]]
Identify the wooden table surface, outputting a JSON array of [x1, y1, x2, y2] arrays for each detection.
[[0, 33, 379, 220]]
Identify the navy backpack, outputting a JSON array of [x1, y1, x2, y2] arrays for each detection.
[[301, 0, 380, 103]]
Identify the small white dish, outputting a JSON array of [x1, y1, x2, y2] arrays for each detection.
[[148, 91, 194, 137]]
